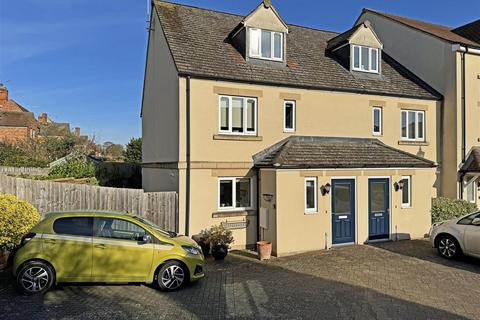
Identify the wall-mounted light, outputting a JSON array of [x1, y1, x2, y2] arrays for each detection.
[[321, 183, 331, 196], [262, 193, 274, 202], [394, 180, 405, 192]]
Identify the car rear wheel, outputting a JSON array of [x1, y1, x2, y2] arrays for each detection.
[[16, 261, 55, 295], [157, 261, 188, 292], [437, 235, 461, 259]]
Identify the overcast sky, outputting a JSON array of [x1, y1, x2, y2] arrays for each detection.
[[1, 0, 478, 144]]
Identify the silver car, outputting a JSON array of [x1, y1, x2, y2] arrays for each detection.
[[429, 212, 480, 259]]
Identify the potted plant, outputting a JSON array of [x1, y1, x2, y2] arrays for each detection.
[[257, 241, 272, 260], [206, 225, 233, 260]]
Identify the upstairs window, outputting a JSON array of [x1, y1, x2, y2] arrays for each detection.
[[352, 45, 379, 73], [401, 110, 425, 141], [372, 107, 382, 135], [249, 28, 283, 61], [283, 101, 295, 132], [219, 96, 257, 135]]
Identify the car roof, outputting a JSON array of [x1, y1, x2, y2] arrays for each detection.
[[45, 210, 135, 219]]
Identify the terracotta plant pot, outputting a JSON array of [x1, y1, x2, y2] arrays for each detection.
[[257, 241, 272, 260], [211, 244, 228, 260], [0, 251, 10, 270]]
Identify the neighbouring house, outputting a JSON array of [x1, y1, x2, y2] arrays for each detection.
[[0, 85, 39, 143], [141, 0, 444, 255], [37, 112, 71, 138], [356, 11, 480, 204]]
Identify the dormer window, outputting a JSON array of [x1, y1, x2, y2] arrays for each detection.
[[352, 45, 379, 73], [249, 28, 283, 61]]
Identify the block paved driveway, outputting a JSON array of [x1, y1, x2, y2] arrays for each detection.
[[1, 239, 479, 320]]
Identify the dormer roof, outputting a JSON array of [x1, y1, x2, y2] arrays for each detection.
[[327, 21, 382, 51], [243, 0, 288, 32]]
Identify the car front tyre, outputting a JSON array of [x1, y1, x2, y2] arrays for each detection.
[[16, 261, 55, 295], [157, 261, 188, 292], [437, 235, 461, 259]]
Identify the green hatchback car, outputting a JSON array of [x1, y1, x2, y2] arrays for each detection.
[[13, 211, 205, 295]]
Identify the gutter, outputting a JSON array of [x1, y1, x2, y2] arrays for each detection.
[[185, 76, 191, 236]]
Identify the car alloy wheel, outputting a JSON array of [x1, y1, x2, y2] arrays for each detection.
[[438, 237, 457, 258], [161, 265, 185, 290], [21, 266, 50, 293]]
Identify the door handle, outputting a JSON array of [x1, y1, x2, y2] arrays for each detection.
[[94, 244, 106, 249]]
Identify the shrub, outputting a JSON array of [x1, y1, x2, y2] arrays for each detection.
[[0, 194, 40, 251], [205, 225, 234, 247], [0, 142, 47, 167], [124, 137, 142, 164], [431, 197, 477, 223], [49, 158, 96, 179]]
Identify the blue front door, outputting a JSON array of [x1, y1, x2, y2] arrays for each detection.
[[368, 178, 390, 240], [331, 179, 355, 244]]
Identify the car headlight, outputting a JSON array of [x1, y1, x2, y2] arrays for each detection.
[[182, 245, 200, 255]]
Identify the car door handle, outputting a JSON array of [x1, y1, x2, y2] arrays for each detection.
[[94, 244, 106, 249]]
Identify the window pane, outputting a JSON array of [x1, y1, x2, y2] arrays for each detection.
[[53, 217, 93, 237], [246, 99, 255, 132], [94, 218, 146, 241], [261, 30, 272, 58], [401, 111, 407, 138], [306, 180, 316, 209], [371, 182, 386, 212], [236, 178, 251, 208], [417, 112, 424, 139], [273, 33, 282, 59], [408, 111, 416, 139], [361, 47, 369, 70], [220, 97, 229, 131], [334, 184, 351, 214], [250, 29, 260, 56], [373, 108, 380, 133], [467, 180, 476, 203], [285, 103, 293, 129], [353, 46, 360, 68], [371, 49, 378, 71], [220, 180, 233, 208], [402, 178, 410, 205], [232, 98, 244, 132]]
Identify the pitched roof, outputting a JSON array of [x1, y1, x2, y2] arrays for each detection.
[[154, 1, 441, 100], [363, 9, 480, 48], [0, 111, 38, 128], [253, 136, 436, 169], [0, 99, 31, 113], [39, 123, 71, 137], [452, 19, 480, 45], [459, 147, 480, 173]]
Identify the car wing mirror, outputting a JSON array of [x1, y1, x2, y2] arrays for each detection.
[[472, 218, 480, 226], [140, 234, 151, 244]]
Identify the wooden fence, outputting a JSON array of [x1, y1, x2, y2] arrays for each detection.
[[0, 166, 50, 176], [0, 175, 178, 231]]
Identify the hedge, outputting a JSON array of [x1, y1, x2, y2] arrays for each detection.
[[431, 197, 477, 223]]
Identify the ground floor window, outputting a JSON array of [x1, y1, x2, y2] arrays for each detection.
[[466, 179, 477, 203], [218, 177, 252, 210], [401, 176, 411, 207], [305, 177, 317, 213]]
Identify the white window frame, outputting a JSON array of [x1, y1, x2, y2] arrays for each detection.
[[401, 176, 411, 208], [305, 177, 318, 214], [465, 178, 477, 203], [283, 100, 296, 132], [351, 45, 379, 73], [249, 28, 283, 62], [218, 95, 257, 136], [401, 110, 425, 141], [218, 177, 254, 211], [372, 107, 382, 136]]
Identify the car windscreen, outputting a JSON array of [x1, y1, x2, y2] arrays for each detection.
[[132, 216, 173, 237]]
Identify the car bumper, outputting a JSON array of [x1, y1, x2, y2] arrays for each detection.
[[185, 255, 205, 282]]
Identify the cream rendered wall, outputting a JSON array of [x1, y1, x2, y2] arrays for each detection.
[[273, 168, 436, 256], [188, 79, 440, 165], [141, 11, 180, 192], [357, 12, 461, 198]]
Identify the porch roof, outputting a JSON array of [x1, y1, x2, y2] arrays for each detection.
[[253, 136, 436, 169], [459, 147, 480, 173]]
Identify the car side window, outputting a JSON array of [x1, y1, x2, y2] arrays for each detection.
[[94, 218, 147, 241], [458, 212, 480, 225], [53, 217, 93, 236]]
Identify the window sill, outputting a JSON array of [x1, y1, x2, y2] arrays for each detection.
[[213, 134, 263, 141], [398, 140, 429, 146], [401, 205, 412, 209], [212, 210, 256, 218]]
